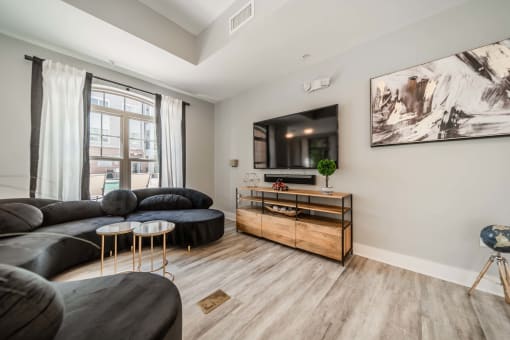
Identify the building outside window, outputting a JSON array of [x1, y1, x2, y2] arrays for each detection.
[[89, 85, 158, 199]]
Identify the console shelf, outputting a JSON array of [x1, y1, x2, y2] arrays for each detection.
[[239, 196, 350, 215], [236, 187, 353, 264]]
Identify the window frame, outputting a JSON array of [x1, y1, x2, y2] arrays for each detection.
[[90, 86, 158, 191]]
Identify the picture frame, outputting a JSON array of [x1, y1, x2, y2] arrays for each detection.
[[370, 38, 510, 147]]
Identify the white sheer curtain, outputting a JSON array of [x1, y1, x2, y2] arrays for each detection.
[[36, 60, 86, 200], [160, 95, 183, 187]]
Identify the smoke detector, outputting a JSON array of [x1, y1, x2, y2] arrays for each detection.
[[229, 0, 254, 35]]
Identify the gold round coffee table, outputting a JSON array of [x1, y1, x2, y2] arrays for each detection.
[[96, 221, 140, 275], [133, 220, 175, 280]]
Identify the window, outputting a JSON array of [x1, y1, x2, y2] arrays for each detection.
[[89, 86, 158, 198]]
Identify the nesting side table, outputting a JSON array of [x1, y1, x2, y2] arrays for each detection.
[[133, 220, 175, 280], [96, 221, 140, 275]]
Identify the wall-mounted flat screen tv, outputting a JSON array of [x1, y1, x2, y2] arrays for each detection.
[[253, 104, 338, 169]]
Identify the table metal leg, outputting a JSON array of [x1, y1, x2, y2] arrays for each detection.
[[163, 233, 166, 276], [151, 236, 154, 271], [138, 236, 142, 271], [100, 235, 104, 276], [132, 233, 136, 271], [114, 235, 118, 273]]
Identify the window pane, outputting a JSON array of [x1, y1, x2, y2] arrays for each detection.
[[90, 134, 101, 157], [102, 136, 121, 157], [129, 139, 143, 158], [91, 91, 104, 106], [89, 160, 120, 198], [125, 98, 142, 114], [144, 122, 156, 141], [104, 93, 124, 111], [142, 103, 154, 116], [129, 140, 157, 159], [90, 112, 101, 135], [102, 114, 120, 137], [145, 141, 157, 159], [129, 119, 157, 159], [131, 161, 159, 189], [129, 119, 142, 139]]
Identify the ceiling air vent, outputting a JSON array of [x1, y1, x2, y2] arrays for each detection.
[[229, 0, 254, 35]]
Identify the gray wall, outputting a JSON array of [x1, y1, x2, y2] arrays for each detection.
[[214, 0, 510, 273], [0, 33, 215, 198]]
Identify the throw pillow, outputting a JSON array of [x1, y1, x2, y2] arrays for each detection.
[[101, 189, 138, 216], [0, 203, 43, 234], [139, 194, 193, 211]]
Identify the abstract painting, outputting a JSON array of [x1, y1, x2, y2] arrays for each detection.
[[370, 38, 510, 146]]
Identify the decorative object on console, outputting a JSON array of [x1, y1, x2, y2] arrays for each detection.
[[271, 178, 289, 191], [317, 159, 337, 193], [264, 205, 301, 217], [242, 172, 261, 187], [371, 38, 510, 147]]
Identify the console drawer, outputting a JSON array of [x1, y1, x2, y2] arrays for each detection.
[[261, 214, 295, 247], [236, 208, 262, 237], [296, 220, 350, 260]]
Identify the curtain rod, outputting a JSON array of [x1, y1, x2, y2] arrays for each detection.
[[24, 55, 190, 106]]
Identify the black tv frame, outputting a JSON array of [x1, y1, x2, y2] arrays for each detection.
[[252, 104, 339, 169]]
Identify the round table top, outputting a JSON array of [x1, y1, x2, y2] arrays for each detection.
[[96, 221, 141, 236], [133, 220, 175, 237]]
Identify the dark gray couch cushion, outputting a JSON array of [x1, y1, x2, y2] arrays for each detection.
[[53, 272, 182, 340], [0, 203, 44, 234], [127, 209, 224, 247], [133, 188, 213, 209], [139, 194, 193, 211], [0, 198, 60, 208], [0, 264, 64, 340], [41, 201, 105, 226], [101, 190, 138, 216], [0, 216, 125, 279]]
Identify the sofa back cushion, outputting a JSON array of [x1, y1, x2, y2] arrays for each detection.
[[101, 189, 138, 216], [133, 188, 213, 209], [41, 201, 105, 226], [0, 203, 44, 234], [0, 198, 60, 209], [138, 194, 193, 211], [0, 264, 64, 340]]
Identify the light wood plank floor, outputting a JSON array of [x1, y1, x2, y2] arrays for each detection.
[[54, 221, 510, 340]]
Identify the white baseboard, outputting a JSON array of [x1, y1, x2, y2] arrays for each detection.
[[222, 210, 503, 297], [223, 210, 236, 221], [353, 242, 503, 297]]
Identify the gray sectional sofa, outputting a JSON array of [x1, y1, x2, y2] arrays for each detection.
[[0, 188, 224, 340], [0, 187, 224, 278]]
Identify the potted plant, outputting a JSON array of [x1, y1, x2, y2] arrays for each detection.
[[317, 159, 336, 193]]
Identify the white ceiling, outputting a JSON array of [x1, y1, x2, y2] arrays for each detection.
[[138, 0, 237, 35], [0, 0, 468, 103]]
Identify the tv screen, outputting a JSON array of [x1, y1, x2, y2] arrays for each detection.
[[253, 105, 338, 169]]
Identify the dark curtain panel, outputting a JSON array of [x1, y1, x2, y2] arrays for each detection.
[[81, 72, 93, 200], [155, 94, 163, 187], [29, 57, 44, 198], [182, 102, 187, 188]]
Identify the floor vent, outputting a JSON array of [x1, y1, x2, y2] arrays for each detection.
[[229, 0, 254, 34]]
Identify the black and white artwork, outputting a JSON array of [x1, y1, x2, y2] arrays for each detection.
[[370, 38, 510, 146]]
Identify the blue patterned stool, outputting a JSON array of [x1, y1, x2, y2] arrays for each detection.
[[468, 225, 510, 303]]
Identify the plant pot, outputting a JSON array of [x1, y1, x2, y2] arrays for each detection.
[[321, 186, 334, 194]]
